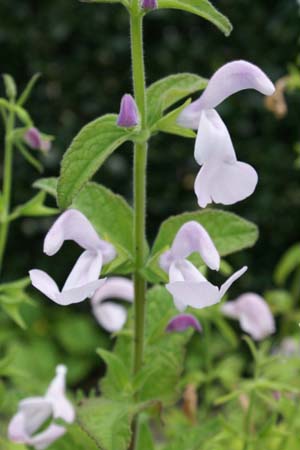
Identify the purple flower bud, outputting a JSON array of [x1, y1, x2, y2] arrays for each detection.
[[24, 127, 42, 149], [166, 314, 202, 333], [117, 94, 139, 128], [24, 127, 51, 152], [141, 0, 158, 10]]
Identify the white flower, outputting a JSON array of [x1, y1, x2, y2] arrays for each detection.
[[8, 365, 75, 450]]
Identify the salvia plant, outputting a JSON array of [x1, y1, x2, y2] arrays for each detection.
[[1, 1, 300, 450]]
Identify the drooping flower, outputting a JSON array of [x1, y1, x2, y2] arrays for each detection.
[[166, 314, 202, 333], [117, 94, 139, 128], [221, 292, 275, 340], [29, 209, 116, 305], [159, 221, 247, 311], [91, 277, 134, 332], [141, 0, 158, 10], [274, 337, 300, 357], [177, 60, 275, 207], [24, 127, 51, 152], [8, 365, 75, 450]]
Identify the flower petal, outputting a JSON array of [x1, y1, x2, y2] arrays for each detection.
[[117, 94, 139, 128], [44, 209, 116, 263], [62, 250, 103, 292], [219, 266, 248, 299], [56, 279, 107, 306], [29, 270, 60, 302], [167, 280, 219, 310], [93, 301, 128, 332], [91, 277, 134, 306], [171, 221, 220, 271], [28, 424, 66, 450], [222, 292, 275, 340], [194, 109, 236, 165], [166, 314, 202, 333], [9, 397, 52, 440], [178, 60, 275, 127], [194, 158, 258, 208], [46, 365, 75, 423], [24, 127, 43, 150]]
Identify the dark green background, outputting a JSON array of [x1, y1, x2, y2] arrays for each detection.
[[0, 0, 299, 294]]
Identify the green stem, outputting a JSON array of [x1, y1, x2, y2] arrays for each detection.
[[129, 5, 148, 450], [0, 105, 15, 274], [242, 391, 255, 450], [130, 1, 147, 378]]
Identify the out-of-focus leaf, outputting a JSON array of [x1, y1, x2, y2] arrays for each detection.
[[97, 348, 132, 399], [105, 286, 193, 405], [17, 73, 41, 106], [76, 398, 140, 450], [274, 243, 300, 285], [3, 74, 17, 100]]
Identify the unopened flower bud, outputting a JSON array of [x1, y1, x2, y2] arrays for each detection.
[[166, 314, 202, 333], [24, 127, 51, 152], [141, 0, 158, 10], [117, 94, 139, 128]]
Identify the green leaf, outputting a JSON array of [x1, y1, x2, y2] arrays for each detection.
[[1, 303, 27, 329], [153, 99, 196, 138], [157, 0, 233, 36], [76, 398, 137, 450], [3, 74, 17, 100], [0, 278, 32, 328], [145, 209, 258, 283], [106, 286, 193, 405], [147, 73, 207, 127], [33, 177, 58, 198], [274, 243, 300, 285], [17, 73, 41, 106], [57, 114, 134, 209], [48, 423, 99, 450], [72, 182, 146, 274], [97, 349, 132, 399], [9, 192, 58, 221], [136, 416, 155, 450]]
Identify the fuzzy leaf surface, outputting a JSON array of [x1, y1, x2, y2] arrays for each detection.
[[57, 114, 134, 209], [158, 0, 233, 36]]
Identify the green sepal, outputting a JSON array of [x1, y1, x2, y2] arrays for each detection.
[[8, 192, 58, 221], [2, 74, 17, 100], [147, 73, 207, 128], [17, 73, 41, 106], [151, 98, 196, 138]]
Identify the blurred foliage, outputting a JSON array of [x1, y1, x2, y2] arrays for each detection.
[[0, 0, 299, 293], [0, 0, 300, 449]]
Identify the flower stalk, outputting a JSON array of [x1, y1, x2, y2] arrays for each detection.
[[0, 104, 15, 274], [130, 1, 148, 377]]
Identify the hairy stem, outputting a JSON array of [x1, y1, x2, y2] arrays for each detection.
[[130, 3, 148, 449], [0, 105, 15, 274], [130, 1, 147, 378]]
